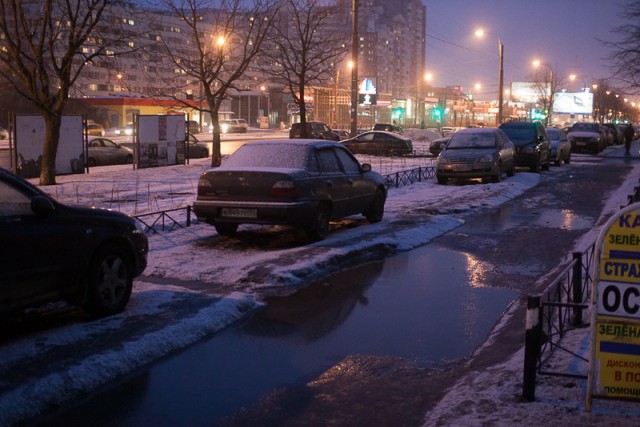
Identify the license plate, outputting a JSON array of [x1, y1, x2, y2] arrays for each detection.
[[221, 208, 257, 218]]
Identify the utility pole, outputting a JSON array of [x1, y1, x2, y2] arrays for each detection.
[[350, 0, 358, 137]]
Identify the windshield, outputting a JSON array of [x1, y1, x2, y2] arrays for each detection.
[[570, 123, 598, 132], [447, 132, 497, 149], [224, 143, 309, 169]]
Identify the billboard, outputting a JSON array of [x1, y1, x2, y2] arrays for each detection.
[[359, 78, 377, 105], [14, 115, 84, 178], [136, 115, 185, 168], [587, 203, 640, 410], [511, 82, 550, 103], [553, 92, 594, 114]]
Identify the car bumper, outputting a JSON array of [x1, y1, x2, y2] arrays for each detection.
[[193, 200, 319, 226], [436, 162, 497, 179], [514, 152, 538, 167]]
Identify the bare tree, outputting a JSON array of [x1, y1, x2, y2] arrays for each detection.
[[608, 1, 640, 91], [152, 0, 279, 167], [0, 0, 130, 185], [530, 65, 567, 126], [259, 0, 349, 137]]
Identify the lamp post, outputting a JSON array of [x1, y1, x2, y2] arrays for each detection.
[[475, 29, 504, 125], [350, 0, 358, 137]]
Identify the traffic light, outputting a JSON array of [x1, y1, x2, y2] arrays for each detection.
[[432, 107, 443, 119], [392, 107, 404, 120]]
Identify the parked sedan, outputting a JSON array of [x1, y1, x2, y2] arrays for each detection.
[[546, 127, 571, 165], [87, 137, 134, 166], [193, 139, 387, 241], [341, 131, 413, 156], [0, 167, 148, 316], [429, 135, 451, 156], [186, 133, 209, 158], [436, 127, 515, 184], [567, 122, 607, 154]]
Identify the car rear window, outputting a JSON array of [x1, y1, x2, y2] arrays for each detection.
[[500, 126, 535, 143], [224, 144, 309, 169]]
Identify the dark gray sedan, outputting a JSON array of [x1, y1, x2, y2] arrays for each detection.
[[193, 139, 387, 241], [436, 128, 516, 184], [341, 131, 413, 156], [87, 137, 134, 166]]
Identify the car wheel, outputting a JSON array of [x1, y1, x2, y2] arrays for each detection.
[[530, 156, 540, 173], [436, 175, 448, 185], [306, 204, 330, 241], [364, 189, 386, 223], [542, 155, 550, 171], [84, 244, 133, 317], [215, 223, 238, 236], [565, 153, 571, 164], [492, 162, 503, 183], [125, 154, 133, 164], [506, 163, 515, 177], [88, 157, 97, 167]]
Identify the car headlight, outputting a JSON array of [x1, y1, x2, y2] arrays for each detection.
[[221, 124, 229, 133]]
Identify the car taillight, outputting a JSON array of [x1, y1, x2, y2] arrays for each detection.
[[197, 177, 213, 195], [270, 181, 297, 198]]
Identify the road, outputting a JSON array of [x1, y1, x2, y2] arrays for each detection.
[[15, 153, 634, 426]]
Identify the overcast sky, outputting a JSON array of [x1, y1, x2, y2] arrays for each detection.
[[425, 0, 628, 97]]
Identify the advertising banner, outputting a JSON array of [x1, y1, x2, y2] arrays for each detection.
[[137, 114, 185, 169], [14, 115, 84, 178], [588, 203, 640, 410], [553, 92, 594, 115]]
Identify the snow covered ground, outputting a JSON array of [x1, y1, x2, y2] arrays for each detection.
[[1, 136, 640, 425]]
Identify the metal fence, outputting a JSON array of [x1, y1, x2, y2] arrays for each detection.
[[382, 165, 436, 189], [135, 206, 193, 234], [522, 178, 640, 401], [132, 164, 438, 235]]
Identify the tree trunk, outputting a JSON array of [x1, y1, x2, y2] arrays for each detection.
[[298, 86, 308, 138], [39, 113, 62, 185], [210, 108, 222, 167]]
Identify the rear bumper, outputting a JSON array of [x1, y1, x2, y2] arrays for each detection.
[[193, 200, 319, 226]]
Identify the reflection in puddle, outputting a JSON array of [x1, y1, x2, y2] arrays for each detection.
[[49, 247, 516, 426]]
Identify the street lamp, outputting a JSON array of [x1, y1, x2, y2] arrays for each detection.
[[475, 28, 504, 125]]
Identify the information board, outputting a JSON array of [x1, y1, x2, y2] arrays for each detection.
[[588, 203, 640, 410]]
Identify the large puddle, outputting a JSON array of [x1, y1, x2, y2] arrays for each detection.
[[51, 245, 516, 426]]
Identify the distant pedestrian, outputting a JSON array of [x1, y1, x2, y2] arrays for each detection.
[[624, 123, 635, 156]]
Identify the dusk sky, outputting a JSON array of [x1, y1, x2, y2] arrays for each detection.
[[425, 0, 628, 98]]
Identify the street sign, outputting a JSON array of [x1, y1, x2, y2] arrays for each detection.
[[587, 203, 640, 410]]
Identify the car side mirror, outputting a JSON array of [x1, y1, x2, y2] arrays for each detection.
[[361, 163, 372, 172], [31, 195, 55, 215]]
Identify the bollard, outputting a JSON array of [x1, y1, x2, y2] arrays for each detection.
[[571, 252, 583, 326], [522, 295, 542, 402]]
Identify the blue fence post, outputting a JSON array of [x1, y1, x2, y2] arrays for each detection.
[[523, 295, 542, 402], [571, 252, 583, 326]]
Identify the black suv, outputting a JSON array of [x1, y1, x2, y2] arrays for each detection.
[[289, 121, 340, 141], [0, 168, 148, 317], [498, 121, 551, 172]]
